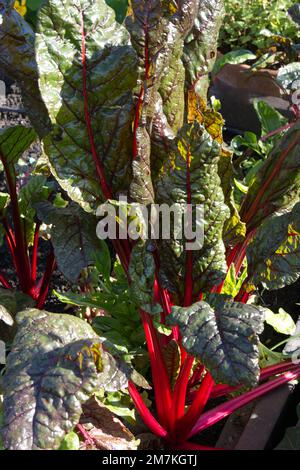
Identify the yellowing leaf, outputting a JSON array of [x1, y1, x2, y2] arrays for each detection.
[[14, 0, 27, 16]]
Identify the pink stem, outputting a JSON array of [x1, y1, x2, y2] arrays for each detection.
[[189, 366, 300, 438]]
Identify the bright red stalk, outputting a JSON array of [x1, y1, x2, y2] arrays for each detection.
[[189, 366, 300, 438], [140, 309, 173, 431], [172, 355, 194, 426], [179, 372, 214, 441], [198, 361, 299, 401], [128, 381, 168, 438], [0, 154, 31, 293]]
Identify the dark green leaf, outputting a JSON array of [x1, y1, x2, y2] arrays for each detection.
[[126, 0, 199, 204], [247, 202, 300, 290], [128, 241, 155, 313], [0, 6, 50, 136], [0, 127, 36, 176], [167, 295, 265, 386], [105, 0, 128, 23], [1, 308, 130, 450], [36, 201, 102, 282], [240, 122, 300, 231], [288, 4, 300, 28], [155, 122, 229, 302]]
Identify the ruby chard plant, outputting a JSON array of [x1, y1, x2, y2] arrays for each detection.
[[0, 0, 300, 450]]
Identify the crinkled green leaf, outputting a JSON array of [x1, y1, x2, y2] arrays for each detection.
[[183, 0, 225, 99], [126, 1, 198, 204], [35, 0, 138, 210], [1, 308, 130, 450], [19, 175, 55, 244], [240, 122, 300, 231], [277, 62, 300, 91], [0, 4, 50, 137], [19, 176, 53, 220], [247, 202, 300, 290], [155, 122, 229, 302], [167, 295, 265, 387], [35, 201, 101, 283], [128, 240, 155, 313]]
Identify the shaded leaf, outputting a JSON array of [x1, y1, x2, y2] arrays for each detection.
[[128, 241, 155, 313], [106, 0, 128, 23], [162, 339, 181, 388], [240, 122, 300, 231], [167, 295, 265, 386], [36, 201, 102, 283], [0, 127, 36, 183], [0, 288, 34, 343], [247, 203, 300, 290], [276, 426, 300, 450], [289, 3, 300, 27], [218, 150, 246, 245], [0, 5, 50, 136]]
